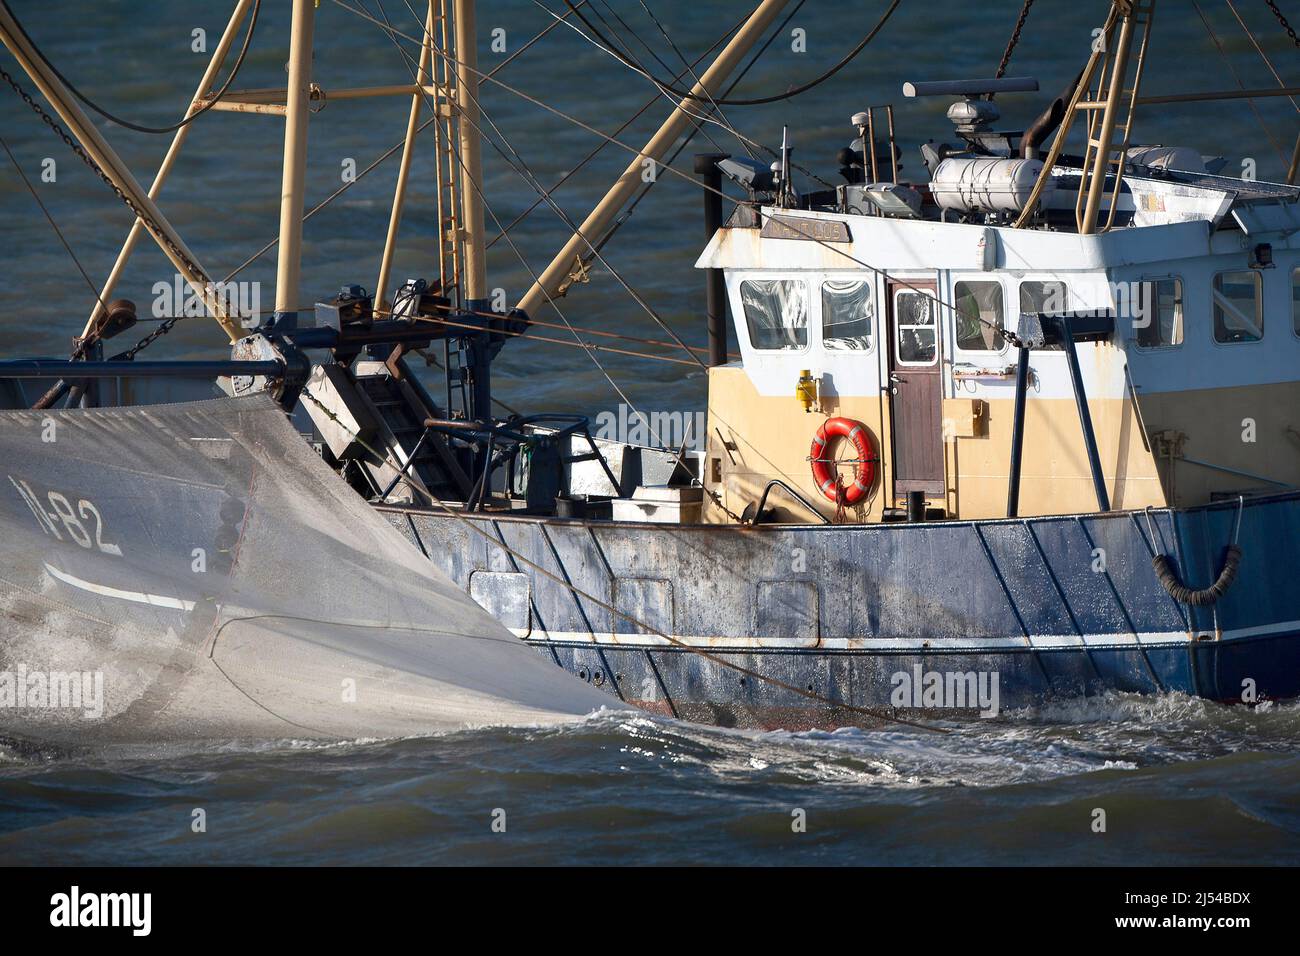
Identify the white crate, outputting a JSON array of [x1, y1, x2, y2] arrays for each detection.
[[611, 485, 704, 524]]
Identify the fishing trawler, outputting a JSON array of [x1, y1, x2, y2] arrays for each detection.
[[2, 0, 1299, 731]]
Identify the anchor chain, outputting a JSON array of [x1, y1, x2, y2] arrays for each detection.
[[1267, 0, 1300, 47], [0, 65, 212, 359], [994, 0, 1036, 80]]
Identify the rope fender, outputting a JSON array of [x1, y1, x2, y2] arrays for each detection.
[[1151, 545, 1243, 607]]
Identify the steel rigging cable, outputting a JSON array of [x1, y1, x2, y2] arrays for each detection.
[[332, 0, 1020, 354], [561, 0, 901, 106], [0, 0, 261, 134]]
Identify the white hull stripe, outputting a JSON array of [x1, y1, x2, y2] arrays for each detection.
[[507, 620, 1300, 651], [44, 562, 196, 612]]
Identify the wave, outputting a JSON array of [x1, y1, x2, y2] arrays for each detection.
[[3, 700, 1300, 865]]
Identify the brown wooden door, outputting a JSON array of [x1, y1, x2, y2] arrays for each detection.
[[886, 280, 945, 496]]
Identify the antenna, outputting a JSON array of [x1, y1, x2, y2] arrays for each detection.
[[903, 76, 1039, 151], [779, 125, 795, 208], [902, 76, 1039, 98]]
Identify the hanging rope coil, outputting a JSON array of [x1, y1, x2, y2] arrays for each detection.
[[1147, 497, 1246, 606], [1152, 545, 1243, 606]]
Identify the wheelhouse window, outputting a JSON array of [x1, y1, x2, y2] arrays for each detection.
[[1133, 278, 1183, 348], [954, 280, 1005, 352], [1019, 280, 1071, 350], [1212, 271, 1262, 343], [740, 278, 808, 350], [821, 279, 873, 350], [894, 289, 937, 365]]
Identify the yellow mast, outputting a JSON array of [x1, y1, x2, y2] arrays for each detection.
[[454, 0, 488, 311], [273, 0, 317, 326]]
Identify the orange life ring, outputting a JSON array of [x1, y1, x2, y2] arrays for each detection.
[[810, 417, 877, 505]]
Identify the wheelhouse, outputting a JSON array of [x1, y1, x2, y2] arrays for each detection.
[[697, 200, 1300, 523]]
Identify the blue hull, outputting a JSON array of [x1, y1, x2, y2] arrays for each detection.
[[537, 629, 1300, 727], [386, 492, 1300, 728]]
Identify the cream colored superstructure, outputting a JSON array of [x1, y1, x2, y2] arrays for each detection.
[[696, 205, 1300, 523]]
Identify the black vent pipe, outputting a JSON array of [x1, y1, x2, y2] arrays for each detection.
[[695, 153, 730, 367]]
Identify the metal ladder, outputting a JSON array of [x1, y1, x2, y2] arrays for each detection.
[[432, 0, 463, 305], [352, 368, 470, 502], [1074, 0, 1157, 233], [429, 0, 473, 426]]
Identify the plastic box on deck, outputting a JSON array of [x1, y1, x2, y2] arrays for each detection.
[[611, 485, 704, 524]]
